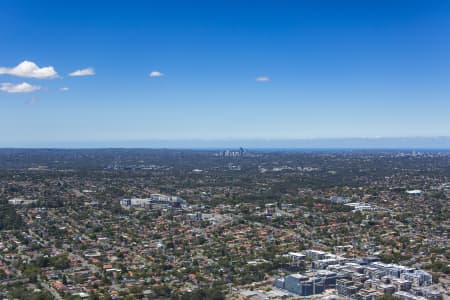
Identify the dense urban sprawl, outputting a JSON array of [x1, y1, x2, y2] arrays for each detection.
[[0, 149, 449, 299]]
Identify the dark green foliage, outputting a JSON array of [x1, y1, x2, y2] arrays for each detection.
[[0, 268, 7, 280], [379, 252, 411, 264], [427, 261, 450, 275], [7, 286, 53, 300], [153, 284, 171, 297], [0, 199, 23, 230], [36, 254, 71, 270], [177, 287, 225, 300]]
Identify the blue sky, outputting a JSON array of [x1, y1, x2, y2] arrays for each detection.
[[1, 0, 449, 146]]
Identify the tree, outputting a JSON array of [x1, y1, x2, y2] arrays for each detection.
[[0, 199, 24, 230], [178, 287, 225, 300], [0, 269, 7, 280]]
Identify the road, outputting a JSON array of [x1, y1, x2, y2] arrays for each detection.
[[38, 275, 64, 300]]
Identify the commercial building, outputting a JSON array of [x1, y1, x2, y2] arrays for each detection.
[[275, 274, 324, 296], [120, 194, 186, 209], [275, 250, 433, 298]]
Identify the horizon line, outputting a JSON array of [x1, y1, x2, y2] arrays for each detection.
[[1, 136, 450, 150]]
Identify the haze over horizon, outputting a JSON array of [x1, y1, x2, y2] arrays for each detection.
[[1, 1, 450, 146], [2, 137, 450, 150]]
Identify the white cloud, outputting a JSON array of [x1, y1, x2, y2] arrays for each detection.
[[0, 82, 42, 93], [149, 71, 164, 77], [0, 61, 57, 79], [69, 68, 95, 76], [60, 87, 69, 91], [256, 76, 270, 82]]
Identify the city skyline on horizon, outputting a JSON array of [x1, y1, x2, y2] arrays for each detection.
[[2, 136, 450, 149], [1, 1, 450, 145]]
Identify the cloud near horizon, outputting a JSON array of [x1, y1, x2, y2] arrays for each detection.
[[0, 82, 42, 93], [149, 71, 164, 77], [256, 76, 270, 82], [0, 61, 58, 79], [69, 68, 95, 76]]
